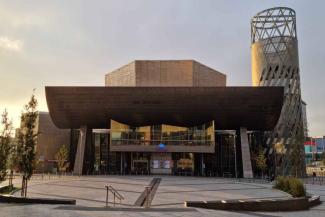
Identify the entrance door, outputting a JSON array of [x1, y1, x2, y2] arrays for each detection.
[[132, 160, 148, 174]]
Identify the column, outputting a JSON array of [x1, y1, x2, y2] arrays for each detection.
[[201, 153, 205, 176], [73, 126, 87, 175], [240, 127, 253, 178]]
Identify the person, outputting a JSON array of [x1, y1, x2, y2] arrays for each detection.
[[270, 174, 275, 182]]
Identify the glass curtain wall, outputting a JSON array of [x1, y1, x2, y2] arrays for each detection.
[[93, 132, 110, 174], [110, 119, 215, 147], [204, 131, 237, 177]]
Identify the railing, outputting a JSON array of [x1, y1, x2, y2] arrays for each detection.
[[237, 177, 271, 184], [302, 176, 325, 185], [111, 139, 214, 146], [144, 186, 151, 208], [105, 185, 124, 207]]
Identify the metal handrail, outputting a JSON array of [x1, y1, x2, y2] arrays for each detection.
[[144, 186, 151, 208], [108, 185, 124, 200], [105, 185, 124, 207]]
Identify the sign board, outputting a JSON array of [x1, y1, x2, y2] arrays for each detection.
[[177, 158, 193, 169], [164, 160, 170, 169], [152, 160, 159, 169]]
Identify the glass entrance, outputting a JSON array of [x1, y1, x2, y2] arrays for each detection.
[[132, 160, 148, 174], [131, 152, 150, 174]]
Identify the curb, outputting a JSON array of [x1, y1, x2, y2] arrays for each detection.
[[0, 194, 76, 205], [185, 196, 319, 211]]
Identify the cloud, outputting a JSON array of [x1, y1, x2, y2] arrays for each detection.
[[0, 37, 23, 52]]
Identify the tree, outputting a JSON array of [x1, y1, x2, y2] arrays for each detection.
[[274, 142, 286, 176], [17, 93, 38, 197], [55, 144, 69, 176], [7, 141, 19, 187], [0, 109, 13, 183], [290, 128, 305, 178], [255, 150, 267, 179]]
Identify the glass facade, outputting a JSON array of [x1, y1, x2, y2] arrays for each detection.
[[93, 131, 109, 174], [110, 119, 215, 147], [69, 124, 266, 177], [203, 132, 238, 177]]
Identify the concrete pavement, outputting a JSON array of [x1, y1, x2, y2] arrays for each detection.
[[0, 175, 324, 217]]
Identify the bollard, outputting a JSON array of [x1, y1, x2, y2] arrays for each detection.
[[105, 186, 109, 207], [145, 186, 150, 208], [113, 192, 116, 207]]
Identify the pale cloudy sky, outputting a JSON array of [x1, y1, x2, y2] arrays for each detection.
[[0, 0, 324, 137]]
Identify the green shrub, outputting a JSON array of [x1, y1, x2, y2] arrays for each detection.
[[275, 176, 290, 192], [274, 176, 306, 197], [289, 178, 305, 197]]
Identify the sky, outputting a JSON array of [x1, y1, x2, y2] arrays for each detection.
[[0, 0, 324, 137]]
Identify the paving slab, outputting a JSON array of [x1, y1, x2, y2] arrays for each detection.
[[0, 175, 324, 217]]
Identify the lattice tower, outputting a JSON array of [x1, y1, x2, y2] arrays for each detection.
[[251, 7, 305, 175]]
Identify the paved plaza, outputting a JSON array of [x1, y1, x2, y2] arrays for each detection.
[[0, 175, 324, 217]]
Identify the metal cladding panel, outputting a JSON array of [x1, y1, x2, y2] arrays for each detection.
[[105, 60, 226, 87], [251, 7, 305, 176], [46, 86, 283, 131]]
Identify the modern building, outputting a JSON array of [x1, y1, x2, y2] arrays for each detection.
[[315, 137, 325, 153], [251, 7, 305, 176], [18, 112, 70, 172], [45, 60, 284, 178], [304, 137, 325, 165]]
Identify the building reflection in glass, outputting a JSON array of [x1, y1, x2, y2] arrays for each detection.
[[110, 119, 215, 147]]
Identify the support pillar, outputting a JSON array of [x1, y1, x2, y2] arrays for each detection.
[[120, 153, 123, 175], [73, 126, 87, 175], [201, 153, 205, 176], [240, 127, 253, 178]]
